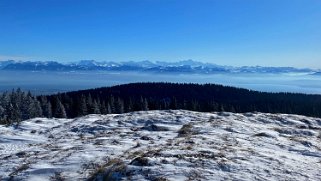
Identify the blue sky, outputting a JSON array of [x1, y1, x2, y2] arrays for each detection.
[[0, 0, 320, 68]]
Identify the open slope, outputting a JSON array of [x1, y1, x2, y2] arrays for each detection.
[[0, 110, 321, 180]]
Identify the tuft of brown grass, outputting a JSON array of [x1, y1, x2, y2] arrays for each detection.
[[178, 123, 194, 137], [9, 162, 30, 177], [87, 158, 128, 181]]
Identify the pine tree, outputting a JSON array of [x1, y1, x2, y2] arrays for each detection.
[[7, 103, 21, 124], [86, 94, 93, 113], [78, 95, 88, 116], [143, 98, 149, 111], [45, 101, 53, 118], [127, 98, 133, 112], [100, 101, 107, 114], [115, 97, 124, 114], [24, 94, 43, 119], [92, 100, 101, 114], [40, 96, 52, 118], [0, 105, 5, 124], [33, 98, 43, 117], [109, 95, 115, 113], [219, 105, 225, 112], [21, 92, 34, 120], [54, 98, 67, 118], [0, 92, 9, 124], [170, 97, 177, 109], [14, 88, 23, 112], [140, 96, 149, 111], [107, 102, 112, 114]]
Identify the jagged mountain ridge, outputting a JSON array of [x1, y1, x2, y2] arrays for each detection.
[[0, 60, 316, 74]]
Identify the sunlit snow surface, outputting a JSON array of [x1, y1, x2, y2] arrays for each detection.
[[0, 110, 321, 180]]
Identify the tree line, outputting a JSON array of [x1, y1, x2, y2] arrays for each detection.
[[46, 82, 321, 118], [1, 83, 321, 124], [0, 89, 44, 124]]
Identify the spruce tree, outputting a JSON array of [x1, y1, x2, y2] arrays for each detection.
[[0, 105, 5, 124], [107, 102, 112, 114], [100, 101, 107, 114], [86, 93, 93, 113], [143, 98, 149, 111], [78, 95, 88, 116], [21, 92, 33, 120], [127, 98, 133, 112], [54, 98, 67, 118], [115, 97, 124, 114], [45, 101, 53, 118], [109, 95, 115, 113], [92, 100, 101, 114]]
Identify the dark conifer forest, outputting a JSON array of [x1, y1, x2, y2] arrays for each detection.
[[1, 82, 321, 124]]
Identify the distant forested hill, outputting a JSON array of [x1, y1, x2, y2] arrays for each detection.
[[2, 82, 321, 124], [41, 83, 321, 118]]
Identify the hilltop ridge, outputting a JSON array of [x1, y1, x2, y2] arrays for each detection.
[[1, 110, 321, 180]]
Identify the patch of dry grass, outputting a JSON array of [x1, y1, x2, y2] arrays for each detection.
[[178, 123, 194, 137], [87, 158, 128, 181]]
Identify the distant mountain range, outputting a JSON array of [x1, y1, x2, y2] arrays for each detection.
[[0, 59, 317, 74]]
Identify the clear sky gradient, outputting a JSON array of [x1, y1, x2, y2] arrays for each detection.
[[0, 0, 320, 68]]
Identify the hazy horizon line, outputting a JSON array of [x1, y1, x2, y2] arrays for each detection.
[[0, 58, 318, 70]]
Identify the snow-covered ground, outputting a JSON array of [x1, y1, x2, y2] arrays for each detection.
[[0, 110, 321, 180]]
